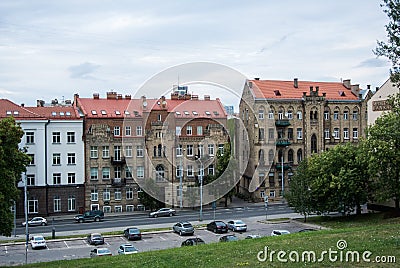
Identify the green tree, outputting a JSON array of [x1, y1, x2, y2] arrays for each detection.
[[138, 179, 163, 211], [365, 93, 400, 210], [0, 117, 30, 236], [375, 0, 400, 86]]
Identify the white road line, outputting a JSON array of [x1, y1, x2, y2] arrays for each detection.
[[4, 246, 7, 254], [64, 241, 69, 248], [159, 236, 166, 241]]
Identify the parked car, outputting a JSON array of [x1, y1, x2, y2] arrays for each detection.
[[117, 244, 139, 255], [90, 248, 112, 257], [124, 227, 142, 240], [245, 234, 262, 239], [87, 233, 105, 245], [22, 217, 47, 227], [206, 221, 228, 233], [173, 221, 194, 236], [227, 220, 247, 232], [219, 234, 239, 242], [30, 235, 47, 249], [149, 208, 176, 218], [74, 210, 104, 223], [271, 230, 291, 236], [181, 238, 206, 246]]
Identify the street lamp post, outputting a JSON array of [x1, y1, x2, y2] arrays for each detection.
[[179, 154, 183, 209], [24, 172, 29, 265], [199, 162, 203, 222], [281, 153, 284, 197]]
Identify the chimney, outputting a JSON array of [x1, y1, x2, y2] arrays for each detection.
[[93, 93, 100, 99], [254, 77, 260, 80], [117, 94, 122, 99], [309, 86, 313, 93], [342, 79, 351, 89], [21, 103, 24, 107], [36, 100, 45, 107], [204, 95, 211, 100], [248, 81, 253, 88], [351, 84, 360, 97], [294, 78, 298, 88], [125, 95, 131, 100], [141, 96, 147, 110], [315, 86, 319, 93], [367, 85, 371, 90], [107, 92, 117, 99]]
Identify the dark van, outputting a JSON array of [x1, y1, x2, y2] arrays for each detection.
[[74, 210, 104, 223]]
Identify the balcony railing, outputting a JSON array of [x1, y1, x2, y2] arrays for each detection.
[[111, 156, 126, 165], [276, 139, 292, 147], [111, 178, 126, 187], [275, 119, 290, 127], [275, 162, 291, 170]]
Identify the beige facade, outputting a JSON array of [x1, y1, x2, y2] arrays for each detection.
[[239, 78, 368, 202]]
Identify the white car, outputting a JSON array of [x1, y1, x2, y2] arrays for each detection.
[[271, 230, 291, 236], [22, 217, 47, 227], [117, 244, 139, 255], [227, 220, 247, 232], [30, 235, 47, 249]]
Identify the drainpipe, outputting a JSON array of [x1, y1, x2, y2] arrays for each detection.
[[45, 119, 50, 216]]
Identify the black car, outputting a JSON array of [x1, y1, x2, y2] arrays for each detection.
[[219, 234, 239, 242], [124, 227, 142, 240], [75, 210, 104, 223], [206, 221, 228, 233], [87, 233, 105, 245], [181, 238, 205, 246]]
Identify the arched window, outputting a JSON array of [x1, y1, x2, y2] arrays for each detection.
[[156, 165, 165, 181], [311, 134, 317, 153], [297, 149, 303, 163], [288, 149, 294, 163], [268, 149, 274, 164], [258, 149, 265, 164], [157, 144, 162, 157], [153, 146, 157, 157]]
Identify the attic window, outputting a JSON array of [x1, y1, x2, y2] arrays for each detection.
[[6, 111, 12, 115], [91, 110, 97, 115], [176, 111, 181, 116], [213, 111, 219, 116], [339, 91, 346, 96], [13, 111, 19, 115], [192, 111, 198, 115], [66, 112, 71, 116], [205, 111, 211, 116], [274, 90, 281, 96], [60, 112, 65, 116], [133, 111, 139, 116], [101, 110, 107, 115], [184, 111, 190, 115], [52, 112, 57, 116], [115, 110, 121, 115], [124, 110, 130, 115]]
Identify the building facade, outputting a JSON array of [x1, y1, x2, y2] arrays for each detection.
[[238, 78, 368, 202]]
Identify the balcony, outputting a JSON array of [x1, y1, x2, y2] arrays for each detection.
[[111, 178, 126, 187], [111, 156, 126, 165], [275, 119, 290, 127], [276, 139, 291, 147], [275, 162, 291, 170]]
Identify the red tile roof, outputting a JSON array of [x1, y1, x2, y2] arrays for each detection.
[[27, 106, 81, 119], [250, 79, 359, 100], [0, 99, 45, 120]]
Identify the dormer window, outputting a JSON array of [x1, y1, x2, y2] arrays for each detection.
[[338, 91, 346, 96], [205, 111, 211, 116], [13, 111, 19, 115], [6, 111, 12, 115], [274, 90, 281, 96], [176, 111, 181, 116], [192, 111, 198, 115], [115, 110, 121, 115], [101, 110, 107, 115], [66, 112, 71, 116], [213, 111, 219, 116], [52, 112, 57, 116], [91, 110, 97, 115], [60, 112, 65, 116], [184, 111, 190, 116]]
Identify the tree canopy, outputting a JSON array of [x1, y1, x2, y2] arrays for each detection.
[[0, 117, 30, 236]]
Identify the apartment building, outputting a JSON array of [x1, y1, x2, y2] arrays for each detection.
[[238, 78, 368, 202], [0, 99, 85, 218]]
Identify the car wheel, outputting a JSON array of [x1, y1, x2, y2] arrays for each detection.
[[179, 231, 182, 236], [95, 217, 99, 222], [169, 213, 173, 217], [79, 219, 83, 223], [41, 222, 46, 226], [213, 228, 217, 233], [154, 214, 158, 218]]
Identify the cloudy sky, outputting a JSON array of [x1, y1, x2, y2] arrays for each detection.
[[0, 0, 391, 108]]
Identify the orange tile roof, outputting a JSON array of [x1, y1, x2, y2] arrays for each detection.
[[0, 99, 45, 119], [27, 106, 81, 119], [250, 80, 359, 100]]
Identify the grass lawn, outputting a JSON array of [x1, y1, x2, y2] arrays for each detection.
[[17, 213, 400, 268]]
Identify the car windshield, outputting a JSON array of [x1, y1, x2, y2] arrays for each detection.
[[92, 234, 102, 239], [98, 249, 110, 254], [34, 237, 44, 241], [227, 236, 238, 241], [124, 246, 137, 252], [235, 220, 244, 224], [216, 222, 225, 226], [129, 229, 140, 234], [182, 223, 192, 228]]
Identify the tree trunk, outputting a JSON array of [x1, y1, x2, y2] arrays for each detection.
[[304, 214, 307, 223]]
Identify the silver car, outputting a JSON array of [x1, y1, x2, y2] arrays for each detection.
[[227, 220, 247, 232], [149, 208, 176, 218], [173, 221, 194, 236]]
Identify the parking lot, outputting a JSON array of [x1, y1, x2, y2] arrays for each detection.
[[0, 218, 312, 266]]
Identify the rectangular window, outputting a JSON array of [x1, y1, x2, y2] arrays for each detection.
[[197, 126, 203, 135], [114, 126, 121, 136], [137, 166, 144, 178], [324, 129, 330, 139], [125, 145, 133, 157], [287, 111, 293, 120], [53, 153, 61, 165], [126, 205, 134, 212], [91, 190, 98, 201], [125, 166, 133, 178], [103, 189, 110, 201], [26, 132, 35, 144], [268, 128, 275, 140], [27, 174, 35, 186], [208, 164, 214, 176], [268, 110, 274, 119], [353, 128, 359, 139], [176, 145, 182, 156], [324, 111, 329, 120], [54, 196, 61, 212], [353, 111, 358, 120], [297, 128, 303, 139], [297, 111, 302, 120], [259, 110, 264, 119], [198, 144, 204, 157], [68, 196, 76, 211], [114, 166, 122, 178], [115, 189, 122, 200], [333, 111, 339, 120], [102, 167, 110, 180], [136, 126, 143, 136], [218, 144, 224, 155], [102, 146, 109, 158], [90, 146, 98, 158], [126, 187, 133, 200], [176, 165, 183, 178], [208, 144, 215, 156], [259, 128, 265, 140], [287, 128, 293, 140], [28, 154, 35, 165], [53, 173, 61, 185], [103, 206, 111, 213], [344, 128, 349, 139], [125, 126, 131, 136], [114, 146, 121, 160], [343, 111, 348, 120], [176, 126, 182, 136], [28, 199, 38, 213], [278, 111, 283, 120], [67, 132, 75, 143], [186, 126, 192, 135], [52, 132, 61, 143], [90, 167, 98, 180], [334, 128, 340, 139], [68, 173, 76, 184], [115, 206, 122, 213], [187, 165, 194, 177], [136, 145, 144, 157], [187, 145, 193, 156], [67, 153, 76, 165]]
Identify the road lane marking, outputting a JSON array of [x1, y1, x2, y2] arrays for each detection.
[[64, 241, 69, 248]]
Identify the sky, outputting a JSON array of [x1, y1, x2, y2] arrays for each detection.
[[0, 0, 392, 110]]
